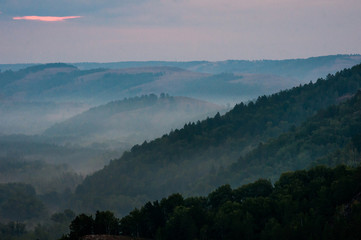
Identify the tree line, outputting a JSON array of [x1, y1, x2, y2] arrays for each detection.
[[61, 165, 361, 240]]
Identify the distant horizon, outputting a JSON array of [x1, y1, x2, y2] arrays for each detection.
[[1, 53, 360, 66]]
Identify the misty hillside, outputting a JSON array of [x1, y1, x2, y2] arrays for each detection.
[[0, 101, 89, 135], [74, 64, 361, 215], [0, 62, 296, 106], [2, 55, 360, 104], [2, 56, 360, 135], [0, 63, 282, 134], [43, 94, 224, 147], [3, 55, 360, 80], [0, 63, 163, 103]]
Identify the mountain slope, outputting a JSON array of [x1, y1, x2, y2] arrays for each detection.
[[215, 90, 361, 187], [74, 64, 361, 215]]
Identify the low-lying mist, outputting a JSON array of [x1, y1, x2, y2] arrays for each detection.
[[42, 94, 226, 148], [0, 101, 90, 135]]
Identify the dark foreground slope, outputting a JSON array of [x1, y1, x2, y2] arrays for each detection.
[[74, 64, 361, 215], [63, 165, 361, 240], [119, 165, 361, 240]]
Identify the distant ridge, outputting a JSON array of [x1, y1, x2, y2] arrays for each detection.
[[70, 54, 361, 77], [2, 54, 360, 78], [2, 54, 361, 106]]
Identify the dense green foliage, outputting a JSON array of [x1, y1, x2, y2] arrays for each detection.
[[64, 165, 361, 240], [215, 90, 361, 187], [75, 64, 361, 215], [60, 211, 120, 240]]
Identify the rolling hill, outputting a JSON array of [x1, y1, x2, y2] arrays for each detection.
[[2, 55, 360, 135], [72, 54, 361, 80], [43, 94, 224, 148], [0, 63, 298, 105]]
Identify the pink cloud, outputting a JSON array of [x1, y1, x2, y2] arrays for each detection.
[[13, 16, 82, 22]]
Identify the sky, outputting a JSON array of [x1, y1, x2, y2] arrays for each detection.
[[0, 0, 361, 64]]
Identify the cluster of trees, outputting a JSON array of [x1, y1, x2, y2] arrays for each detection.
[[63, 165, 361, 240], [75, 64, 361, 215], [60, 211, 120, 240], [3, 166, 361, 240]]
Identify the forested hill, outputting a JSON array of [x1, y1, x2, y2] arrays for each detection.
[[75, 64, 361, 215], [213, 90, 361, 187]]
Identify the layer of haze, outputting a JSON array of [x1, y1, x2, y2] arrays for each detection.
[[1, 0, 361, 63]]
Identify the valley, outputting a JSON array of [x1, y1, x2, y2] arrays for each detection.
[[1, 56, 361, 240]]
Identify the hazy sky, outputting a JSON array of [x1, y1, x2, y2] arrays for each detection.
[[1, 0, 361, 63]]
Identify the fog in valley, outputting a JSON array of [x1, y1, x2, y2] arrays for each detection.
[[2, 0, 361, 238], [1, 55, 361, 239], [1, 55, 360, 187]]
